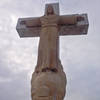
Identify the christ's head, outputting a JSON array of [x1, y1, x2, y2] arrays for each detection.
[[46, 5, 55, 15]]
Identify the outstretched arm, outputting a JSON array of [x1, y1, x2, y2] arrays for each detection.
[[20, 17, 41, 27], [59, 14, 84, 25]]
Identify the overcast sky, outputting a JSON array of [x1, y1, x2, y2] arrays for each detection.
[[0, 0, 100, 100]]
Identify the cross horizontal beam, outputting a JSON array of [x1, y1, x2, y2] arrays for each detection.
[[16, 14, 88, 38]]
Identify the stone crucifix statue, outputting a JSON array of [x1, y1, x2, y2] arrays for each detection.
[[16, 3, 88, 100]]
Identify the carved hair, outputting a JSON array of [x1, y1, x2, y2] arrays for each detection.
[[45, 5, 55, 15]]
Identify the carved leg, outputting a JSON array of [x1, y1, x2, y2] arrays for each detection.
[[49, 49, 58, 69]]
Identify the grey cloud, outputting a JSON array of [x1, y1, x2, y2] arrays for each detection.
[[0, 0, 100, 100]]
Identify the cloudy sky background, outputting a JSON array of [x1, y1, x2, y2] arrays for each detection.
[[0, 0, 100, 100]]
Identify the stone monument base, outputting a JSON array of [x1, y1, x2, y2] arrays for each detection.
[[31, 69, 66, 100]]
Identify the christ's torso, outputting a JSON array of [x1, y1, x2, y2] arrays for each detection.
[[36, 15, 60, 72]]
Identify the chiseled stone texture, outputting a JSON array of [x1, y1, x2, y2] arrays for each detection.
[[30, 4, 76, 100], [31, 64, 67, 100]]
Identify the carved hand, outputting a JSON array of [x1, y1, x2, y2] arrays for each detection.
[[77, 16, 84, 21], [20, 20, 26, 25]]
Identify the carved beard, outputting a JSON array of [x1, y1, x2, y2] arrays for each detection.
[[47, 10, 54, 15]]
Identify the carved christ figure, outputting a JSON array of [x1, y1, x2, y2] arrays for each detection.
[[25, 5, 82, 72]]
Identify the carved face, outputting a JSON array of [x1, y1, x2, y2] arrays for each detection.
[[46, 5, 54, 15]]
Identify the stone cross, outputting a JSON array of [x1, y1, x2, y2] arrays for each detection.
[[16, 3, 89, 100]]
